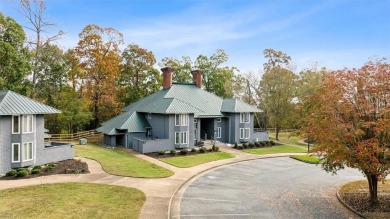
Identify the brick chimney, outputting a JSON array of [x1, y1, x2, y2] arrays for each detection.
[[191, 70, 202, 88], [161, 67, 173, 89]]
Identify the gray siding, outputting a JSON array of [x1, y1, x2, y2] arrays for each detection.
[[1, 114, 74, 174], [126, 132, 147, 148], [146, 113, 169, 139], [133, 138, 173, 153]]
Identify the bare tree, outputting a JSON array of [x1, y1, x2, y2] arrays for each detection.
[[17, 0, 64, 98]]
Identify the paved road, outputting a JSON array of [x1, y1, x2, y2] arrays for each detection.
[[179, 157, 364, 219]]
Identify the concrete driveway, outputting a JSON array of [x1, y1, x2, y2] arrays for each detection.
[[178, 157, 364, 218]]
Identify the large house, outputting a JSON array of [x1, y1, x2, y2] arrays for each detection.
[[0, 90, 74, 174], [97, 68, 269, 153]]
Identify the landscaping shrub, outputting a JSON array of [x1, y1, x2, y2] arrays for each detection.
[[243, 143, 248, 148], [33, 165, 41, 170], [170, 150, 177, 156], [260, 142, 265, 147], [234, 142, 238, 148], [263, 141, 269, 146], [17, 167, 28, 172], [255, 142, 260, 147], [158, 150, 165, 155], [6, 169, 17, 177], [199, 147, 206, 153], [46, 163, 56, 171], [248, 143, 254, 148], [16, 169, 28, 177], [191, 148, 196, 152], [215, 146, 219, 151], [238, 146, 244, 150], [208, 148, 213, 152], [180, 149, 188, 155], [31, 168, 41, 174], [270, 140, 275, 146], [212, 144, 216, 151]]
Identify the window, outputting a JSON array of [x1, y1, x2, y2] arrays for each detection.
[[175, 114, 188, 126], [12, 116, 20, 134], [175, 132, 180, 144], [147, 113, 151, 119], [240, 128, 244, 139], [217, 127, 221, 138], [181, 132, 188, 144], [240, 128, 250, 139], [216, 118, 221, 122], [12, 143, 20, 162], [194, 129, 197, 140], [245, 128, 250, 139], [23, 115, 33, 133], [175, 131, 188, 144], [22, 142, 33, 161], [240, 113, 250, 123]]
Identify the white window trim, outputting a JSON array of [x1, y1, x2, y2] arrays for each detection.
[[245, 128, 250, 139], [23, 115, 34, 133], [240, 113, 250, 123], [22, 142, 33, 161], [175, 114, 188, 126], [239, 128, 244, 139], [217, 127, 221, 138], [175, 131, 188, 144], [175, 114, 180, 126], [194, 128, 197, 140], [12, 115, 20, 134], [11, 143, 20, 163], [216, 118, 221, 122]]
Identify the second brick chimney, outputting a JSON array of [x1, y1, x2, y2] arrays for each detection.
[[191, 70, 202, 88], [161, 67, 173, 89]]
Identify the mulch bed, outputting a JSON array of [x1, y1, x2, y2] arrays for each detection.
[[146, 151, 206, 158], [340, 193, 390, 218], [0, 159, 89, 180]]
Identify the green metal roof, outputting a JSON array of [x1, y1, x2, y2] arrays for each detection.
[[99, 83, 262, 134], [96, 111, 150, 135], [0, 90, 60, 115], [221, 99, 262, 113]]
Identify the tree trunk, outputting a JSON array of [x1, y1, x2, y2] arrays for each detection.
[[367, 173, 379, 206], [275, 126, 280, 140]]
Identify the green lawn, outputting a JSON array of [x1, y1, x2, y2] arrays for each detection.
[[243, 145, 307, 155], [76, 144, 173, 178], [290, 155, 321, 164], [160, 152, 235, 168], [269, 132, 304, 145], [0, 183, 145, 219]]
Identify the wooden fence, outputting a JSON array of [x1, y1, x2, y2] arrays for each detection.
[[45, 130, 103, 143]]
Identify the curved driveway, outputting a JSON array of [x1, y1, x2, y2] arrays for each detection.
[[179, 157, 364, 218]]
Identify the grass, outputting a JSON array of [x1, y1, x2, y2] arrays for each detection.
[[76, 144, 173, 178], [160, 152, 235, 168], [290, 155, 321, 164], [243, 145, 307, 155], [339, 180, 390, 219], [0, 183, 145, 219], [269, 132, 304, 145], [339, 180, 390, 194]]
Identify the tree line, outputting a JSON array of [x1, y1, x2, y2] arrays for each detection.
[[1, 0, 389, 206]]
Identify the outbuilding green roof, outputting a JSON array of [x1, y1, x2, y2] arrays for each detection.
[[96, 111, 150, 135], [0, 90, 60, 115]]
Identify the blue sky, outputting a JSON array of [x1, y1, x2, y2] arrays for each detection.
[[1, 0, 389, 73]]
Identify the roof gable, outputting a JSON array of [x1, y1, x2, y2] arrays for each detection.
[[221, 99, 262, 113], [0, 90, 60, 115]]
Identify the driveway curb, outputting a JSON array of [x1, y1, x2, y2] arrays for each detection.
[[336, 182, 367, 219]]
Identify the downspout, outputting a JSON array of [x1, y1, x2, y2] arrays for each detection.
[[228, 116, 231, 144]]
